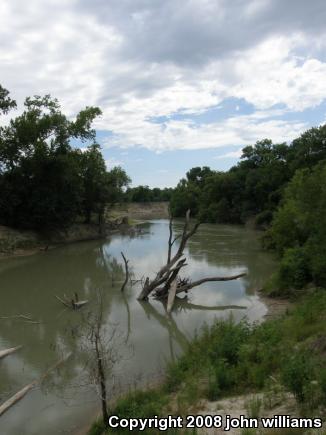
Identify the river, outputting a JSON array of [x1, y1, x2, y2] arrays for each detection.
[[0, 220, 275, 435]]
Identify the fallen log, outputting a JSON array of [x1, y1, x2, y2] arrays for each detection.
[[0, 353, 72, 418], [73, 301, 88, 309], [0, 314, 33, 321], [0, 384, 36, 418], [0, 346, 22, 360], [55, 294, 88, 310], [54, 295, 71, 308]]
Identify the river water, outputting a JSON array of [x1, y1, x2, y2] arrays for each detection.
[[0, 220, 275, 435]]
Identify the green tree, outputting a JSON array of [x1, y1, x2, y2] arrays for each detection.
[[267, 162, 326, 289], [0, 85, 17, 115], [0, 86, 116, 231]]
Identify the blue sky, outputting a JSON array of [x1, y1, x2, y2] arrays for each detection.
[[1, 0, 326, 187], [99, 98, 326, 187]]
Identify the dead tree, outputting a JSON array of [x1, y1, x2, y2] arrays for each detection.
[[73, 292, 123, 430], [137, 210, 246, 307]]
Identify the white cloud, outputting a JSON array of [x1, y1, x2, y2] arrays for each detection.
[[214, 149, 243, 160], [105, 158, 123, 169], [1, 0, 326, 153]]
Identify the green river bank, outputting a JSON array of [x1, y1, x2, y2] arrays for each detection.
[[88, 289, 326, 435]]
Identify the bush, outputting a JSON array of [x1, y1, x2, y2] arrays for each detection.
[[254, 210, 273, 229], [113, 389, 167, 421], [278, 247, 311, 290], [281, 351, 314, 402]]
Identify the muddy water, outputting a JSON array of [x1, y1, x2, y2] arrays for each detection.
[[0, 220, 275, 435]]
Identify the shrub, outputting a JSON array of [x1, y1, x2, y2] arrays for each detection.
[[278, 247, 311, 290], [254, 210, 273, 229], [281, 351, 314, 402]]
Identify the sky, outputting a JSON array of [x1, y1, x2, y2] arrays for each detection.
[[1, 0, 326, 187]]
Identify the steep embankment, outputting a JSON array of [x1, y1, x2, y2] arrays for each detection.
[[108, 201, 170, 221], [0, 202, 169, 257], [0, 223, 104, 257]]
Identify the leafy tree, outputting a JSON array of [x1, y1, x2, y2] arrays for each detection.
[[288, 125, 326, 171], [0, 85, 17, 115], [266, 162, 326, 289], [126, 185, 172, 202], [0, 85, 129, 231], [106, 166, 131, 204], [80, 144, 109, 224]]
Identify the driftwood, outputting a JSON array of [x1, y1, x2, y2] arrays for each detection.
[[0, 346, 22, 360], [0, 314, 41, 325], [137, 210, 246, 310], [55, 293, 88, 310], [0, 314, 33, 321], [0, 353, 72, 417], [155, 273, 247, 299], [137, 210, 199, 301], [120, 252, 129, 292]]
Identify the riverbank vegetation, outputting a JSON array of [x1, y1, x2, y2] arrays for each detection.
[[167, 126, 326, 294], [125, 185, 173, 203], [169, 127, 326, 227], [87, 123, 326, 433], [2, 83, 326, 432], [0, 85, 129, 232], [263, 161, 326, 294], [89, 289, 326, 434]]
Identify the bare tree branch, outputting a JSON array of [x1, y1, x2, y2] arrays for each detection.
[[174, 273, 247, 296], [137, 210, 246, 302]]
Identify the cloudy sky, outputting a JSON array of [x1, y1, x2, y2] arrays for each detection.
[[1, 0, 326, 187]]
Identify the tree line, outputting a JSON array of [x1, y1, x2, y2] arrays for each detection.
[[2, 83, 325, 292], [169, 126, 326, 292], [125, 185, 173, 202], [0, 85, 130, 232]]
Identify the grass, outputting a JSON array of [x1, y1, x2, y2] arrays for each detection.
[[89, 289, 326, 434]]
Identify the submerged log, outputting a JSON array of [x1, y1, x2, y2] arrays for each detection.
[[0, 353, 72, 417], [0, 314, 33, 321], [0, 384, 36, 418], [73, 300, 88, 309], [55, 294, 88, 310], [0, 346, 22, 361]]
